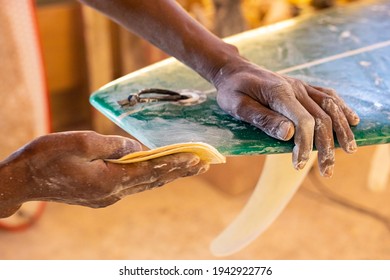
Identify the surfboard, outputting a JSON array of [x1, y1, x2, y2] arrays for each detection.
[[90, 0, 390, 256], [90, 0, 390, 155]]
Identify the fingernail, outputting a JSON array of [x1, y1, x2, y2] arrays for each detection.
[[352, 114, 360, 125], [293, 147, 308, 170], [277, 121, 294, 140], [296, 161, 306, 170], [322, 165, 334, 178], [346, 141, 357, 153], [294, 159, 308, 170]]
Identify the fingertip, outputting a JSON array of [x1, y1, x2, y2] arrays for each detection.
[[197, 163, 210, 175], [294, 160, 307, 170], [349, 114, 360, 126], [321, 165, 334, 178], [292, 147, 309, 170], [345, 140, 358, 153]]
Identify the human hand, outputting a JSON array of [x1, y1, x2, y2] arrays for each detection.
[[0, 131, 207, 217], [213, 59, 360, 177]]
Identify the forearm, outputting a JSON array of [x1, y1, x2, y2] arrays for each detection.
[[78, 0, 241, 83]]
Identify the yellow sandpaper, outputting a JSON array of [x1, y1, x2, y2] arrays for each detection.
[[107, 142, 226, 164]]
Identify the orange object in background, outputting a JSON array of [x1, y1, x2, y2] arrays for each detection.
[[0, 0, 50, 230]]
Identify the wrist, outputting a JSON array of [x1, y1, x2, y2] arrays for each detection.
[[201, 42, 242, 84], [208, 49, 251, 88]]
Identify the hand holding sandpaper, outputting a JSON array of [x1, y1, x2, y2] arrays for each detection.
[[0, 131, 220, 218]]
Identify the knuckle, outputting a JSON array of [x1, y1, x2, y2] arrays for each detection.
[[266, 82, 295, 108], [315, 114, 332, 131], [300, 115, 315, 131], [290, 79, 306, 90], [267, 81, 291, 95], [321, 97, 338, 111]]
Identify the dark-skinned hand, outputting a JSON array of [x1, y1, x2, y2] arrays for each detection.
[[213, 59, 360, 177], [0, 131, 208, 218]]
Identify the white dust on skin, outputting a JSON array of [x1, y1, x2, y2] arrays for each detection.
[[153, 163, 168, 169], [23, 132, 140, 207], [314, 117, 334, 164], [322, 98, 357, 153], [292, 147, 311, 170], [110, 153, 206, 201], [313, 125, 334, 176], [270, 98, 315, 170]]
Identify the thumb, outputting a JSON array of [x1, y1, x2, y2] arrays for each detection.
[[83, 132, 143, 160], [217, 91, 295, 141]]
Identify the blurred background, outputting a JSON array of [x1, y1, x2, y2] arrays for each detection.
[[1, 0, 390, 260]]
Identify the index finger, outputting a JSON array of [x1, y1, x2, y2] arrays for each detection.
[[311, 85, 360, 126], [106, 153, 208, 192], [269, 92, 315, 170]]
